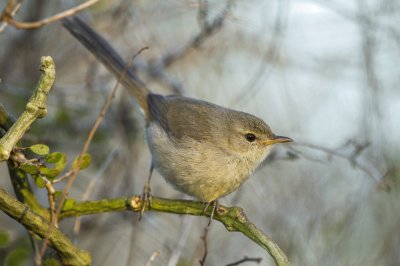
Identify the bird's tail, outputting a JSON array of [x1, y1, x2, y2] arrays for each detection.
[[62, 16, 150, 117]]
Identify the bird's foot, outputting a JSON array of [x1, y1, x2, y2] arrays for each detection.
[[139, 183, 152, 220], [203, 200, 219, 226]]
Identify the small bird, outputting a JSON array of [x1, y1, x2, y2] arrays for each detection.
[[146, 94, 292, 203], [63, 17, 292, 215]]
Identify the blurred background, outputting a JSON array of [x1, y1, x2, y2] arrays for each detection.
[[0, 0, 399, 265]]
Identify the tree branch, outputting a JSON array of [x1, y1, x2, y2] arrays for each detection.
[[0, 188, 91, 265], [6, 160, 49, 218], [60, 195, 291, 266], [2, 0, 99, 30], [0, 56, 55, 161]]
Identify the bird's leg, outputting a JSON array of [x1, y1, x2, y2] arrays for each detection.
[[203, 200, 219, 226], [139, 163, 154, 220]]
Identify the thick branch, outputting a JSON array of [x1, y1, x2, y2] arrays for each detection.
[[60, 195, 290, 266], [0, 56, 55, 161], [0, 188, 91, 265], [6, 160, 49, 218]]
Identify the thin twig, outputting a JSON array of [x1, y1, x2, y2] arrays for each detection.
[[167, 216, 194, 266], [197, 0, 208, 29], [231, 0, 288, 106], [3, 0, 99, 30], [0, 0, 24, 32], [162, 0, 233, 68], [73, 146, 118, 241], [44, 180, 57, 227], [145, 251, 160, 266], [225, 256, 262, 266], [292, 141, 381, 181], [139, 0, 233, 95], [52, 170, 73, 183], [199, 224, 210, 266]]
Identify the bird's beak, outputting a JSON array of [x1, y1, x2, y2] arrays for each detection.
[[262, 134, 293, 145]]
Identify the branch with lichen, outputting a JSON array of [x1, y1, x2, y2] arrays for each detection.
[[0, 56, 55, 161], [59, 195, 290, 266], [0, 188, 91, 265], [6, 160, 48, 217]]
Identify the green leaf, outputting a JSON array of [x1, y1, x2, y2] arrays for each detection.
[[54, 153, 67, 171], [29, 144, 49, 155], [54, 190, 63, 200], [43, 258, 62, 266], [41, 152, 67, 179], [4, 247, 29, 266], [39, 167, 61, 179], [19, 163, 39, 175], [63, 198, 76, 210], [72, 153, 91, 170], [45, 152, 63, 163], [33, 175, 46, 188], [0, 230, 9, 247]]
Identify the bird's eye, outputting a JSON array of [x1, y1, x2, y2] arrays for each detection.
[[245, 133, 256, 142]]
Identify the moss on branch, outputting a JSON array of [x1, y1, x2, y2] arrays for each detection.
[[0, 188, 91, 265], [60, 195, 290, 266]]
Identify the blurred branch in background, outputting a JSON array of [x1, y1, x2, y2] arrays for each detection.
[[0, 0, 99, 31], [225, 256, 262, 266], [72, 146, 119, 243], [231, 0, 289, 106], [145, 250, 160, 266], [132, 0, 235, 95], [293, 141, 381, 181], [0, 0, 24, 32]]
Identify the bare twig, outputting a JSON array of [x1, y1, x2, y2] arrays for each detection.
[[0, 0, 24, 32], [167, 216, 194, 266], [73, 146, 118, 240], [145, 251, 160, 266], [225, 256, 262, 266], [197, 0, 208, 29], [44, 180, 57, 227], [231, 0, 289, 106], [319, 2, 400, 51], [290, 141, 382, 181], [3, 0, 99, 30], [138, 0, 234, 95], [52, 170, 73, 184], [161, 0, 233, 68], [199, 224, 210, 266]]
